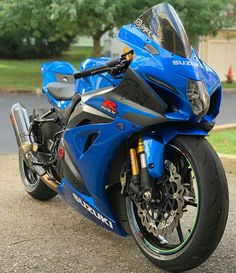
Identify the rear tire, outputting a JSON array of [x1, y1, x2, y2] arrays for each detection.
[[19, 152, 57, 201], [126, 136, 229, 272]]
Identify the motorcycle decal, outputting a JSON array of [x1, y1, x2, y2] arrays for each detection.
[[101, 98, 118, 115], [135, 18, 159, 43], [72, 193, 114, 229], [172, 60, 201, 68]]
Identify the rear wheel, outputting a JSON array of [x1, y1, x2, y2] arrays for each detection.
[[126, 136, 229, 272], [19, 152, 57, 200]]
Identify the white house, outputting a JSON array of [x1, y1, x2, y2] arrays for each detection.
[[199, 28, 236, 81]]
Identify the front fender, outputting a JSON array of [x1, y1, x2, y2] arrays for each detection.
[[143, 126, 207, 178]]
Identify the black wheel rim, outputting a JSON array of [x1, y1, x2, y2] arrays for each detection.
[[20, 156, 40, 191], [128, 143, 200, 255]]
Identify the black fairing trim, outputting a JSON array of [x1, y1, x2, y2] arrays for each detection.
[[122, 112, 165, 127], [62, 142, 91, 195], [82, 68, 167, 127], [67, 103, 113, 128], [145, 74, 178, 94], [109, 68, 167, 114], [62, 68, 167, 129], [55, 73, 74, 84], [197, 122, 215, 132], [55, 93, 81, 125]]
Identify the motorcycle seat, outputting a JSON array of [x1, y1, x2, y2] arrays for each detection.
[[55, 93, 81, 125], [47, 82, 75, 100]]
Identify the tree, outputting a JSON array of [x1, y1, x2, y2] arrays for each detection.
[[76, 0, 155, 57], [55, 0, 235, 56], [0, 0, 76, 58], [0, 0, 235, 58], [49, 0, 154, 57], [168, 0, 236, 49]]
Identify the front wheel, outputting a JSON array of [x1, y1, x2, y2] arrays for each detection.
[[126, 136, 229, 272]]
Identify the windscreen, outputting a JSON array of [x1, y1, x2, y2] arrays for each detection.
[[134, 3, 191, 58]]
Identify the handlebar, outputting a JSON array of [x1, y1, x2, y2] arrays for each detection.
[[74, 65, 110, 79], [74, 50, 134, 79]]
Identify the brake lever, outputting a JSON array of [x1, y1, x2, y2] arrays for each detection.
[[121, 49, 134, 59], [110, 59, 131, 76]]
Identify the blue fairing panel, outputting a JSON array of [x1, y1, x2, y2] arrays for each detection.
[[57, 179, 126, 236], [41, 61, 77, 108], [59, 123, 207, 235], [42, 61, 76, 75], [62, 117, 141, 233]]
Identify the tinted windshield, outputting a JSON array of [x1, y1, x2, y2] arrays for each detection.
[[134, 3, 191, 58]]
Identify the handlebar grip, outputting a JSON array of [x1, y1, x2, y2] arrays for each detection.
[[74, 65, 105, 79], [74, 58, 121, 79]]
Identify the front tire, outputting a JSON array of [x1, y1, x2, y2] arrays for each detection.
[[126, 136, 229, 272], [19, 152, 57, 201]]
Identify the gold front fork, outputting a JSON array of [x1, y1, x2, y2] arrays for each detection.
[[129, 148, 140, 176], [129, 133, 152, 201], [129, 134, 145, 177], [137, 134, 144, 154]]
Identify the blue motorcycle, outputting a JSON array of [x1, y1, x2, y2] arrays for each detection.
[[11, 3, 228, 271]]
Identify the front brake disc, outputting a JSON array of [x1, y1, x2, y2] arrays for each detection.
[[136, 160, 185, 237]]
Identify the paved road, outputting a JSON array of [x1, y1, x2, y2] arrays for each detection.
[[0, 154, 235, 273], [0, 93, 49, 155], [0, 92, 236, 154], [217, 92, 236, 125]]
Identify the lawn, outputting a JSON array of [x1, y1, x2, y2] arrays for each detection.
[[0, 48, 236, 92], [222, 82, 236, 89], [208, 129, 236, 155], [0, 46, 93, 91]]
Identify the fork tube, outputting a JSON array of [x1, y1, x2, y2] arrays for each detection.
[[137, 135, 153, 197]]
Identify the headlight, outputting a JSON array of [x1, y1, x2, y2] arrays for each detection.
[[187, 80, 210, 116]]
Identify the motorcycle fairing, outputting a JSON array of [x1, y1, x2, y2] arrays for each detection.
[[58, 119, 207, 236], [118, 24, 222, 124], [57, 178, 126, 235], [56, 66, 208, 236]]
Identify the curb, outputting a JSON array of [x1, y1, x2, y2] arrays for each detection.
[[212, 125, 236, 174], [0, 88, 42, 96], [223, 88, 236, 94], [213, 123, 236, 131], [218, 153, 236, 175]]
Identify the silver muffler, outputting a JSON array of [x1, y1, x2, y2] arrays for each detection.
[[10, 103, 35, 153], [10, 103, 59, 191], [10, 103, 45, 176]]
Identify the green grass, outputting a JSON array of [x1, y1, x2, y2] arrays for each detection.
[[0, 46, 93, 91], [1, 48, 235, 92], [222, 82, 236, 89], [208, 129, 236, 155]]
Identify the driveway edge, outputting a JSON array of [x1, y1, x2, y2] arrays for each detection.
[[213, 123, 236, 131]]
